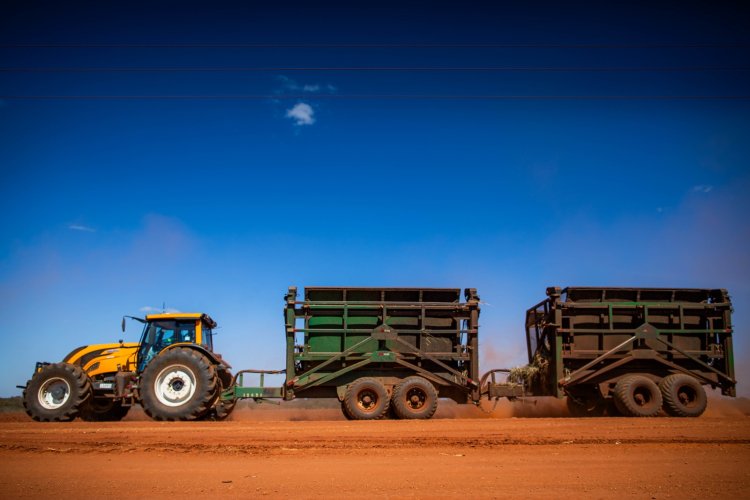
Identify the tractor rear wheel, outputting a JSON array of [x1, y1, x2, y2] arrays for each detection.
[[613, 375, 662, 417], [23, 363, 91, 422], [140, 348, 218, 421], [79, 397, 130, 421], [659, 374, 707, 417], [391, 376, 438, 420], [343, 378, 390, 420]]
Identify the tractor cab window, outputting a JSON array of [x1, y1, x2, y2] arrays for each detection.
[[137, 320, 196, 371], [201, 322, 214, 351]]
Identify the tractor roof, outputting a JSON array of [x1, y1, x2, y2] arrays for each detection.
[[145, 312, 217, 328]]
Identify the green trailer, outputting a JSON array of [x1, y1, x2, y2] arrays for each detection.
[[524, 287, 736, 417], [229, 286, 510, 419]]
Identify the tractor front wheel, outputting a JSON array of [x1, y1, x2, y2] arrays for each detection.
[[23, 363, 91, 422], [140, 348, 218, 421]]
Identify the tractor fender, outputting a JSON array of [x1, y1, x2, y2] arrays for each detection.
[[158, 343, 231, 370]]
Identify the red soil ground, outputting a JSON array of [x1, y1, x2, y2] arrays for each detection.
[[1, 398, 748, 498]]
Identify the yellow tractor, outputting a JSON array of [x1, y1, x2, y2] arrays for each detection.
[[22, 313, 235, 421]]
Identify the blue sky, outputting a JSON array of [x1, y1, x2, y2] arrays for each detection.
[[1, 1, 749, 396]]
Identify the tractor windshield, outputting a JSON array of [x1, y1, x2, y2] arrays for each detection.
[[137, 320, 196, 371], [201, 321, 214, 351]]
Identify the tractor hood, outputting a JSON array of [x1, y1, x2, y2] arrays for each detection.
[[63, 343, 139, 378]]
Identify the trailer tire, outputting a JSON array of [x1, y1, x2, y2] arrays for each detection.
[[340, 400, 355, 420], [343, 378, 390, 420], [140, 348, 218, 421], [566, 390, 606, 418], [79, 398, 130, 422], [613, 375, 662, 417], [659, 374, 707, 417], [391, 376, 438, 420], [23, 363, 91, 422]]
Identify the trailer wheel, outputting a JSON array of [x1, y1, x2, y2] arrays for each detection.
[[23, 363, 91, 422], [613, 375, 662, 417], [343, 378, 390, 420], [140, 348, 218, 421], [340, 400, 355, 420], [659, 374, 707, 417], [391, 376, 438, 420], [566, 390, 606, 417], [79, 398, 130, 422]]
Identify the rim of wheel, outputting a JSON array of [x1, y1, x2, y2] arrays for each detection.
[[633, 385, 653, 407], [405, 387, 427, 410], [154, 364, 197, 407], [356, 388, 379, 413], [677, 385, 698, 408], [38, 377, 71, 410]]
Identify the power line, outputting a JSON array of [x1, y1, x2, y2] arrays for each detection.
[[2, 94, 748, 100], [1, 43, 749, 49], [1, 66, 748, 73]]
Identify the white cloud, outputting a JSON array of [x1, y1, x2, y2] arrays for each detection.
[[692, 185, 713, 193], [68, 224, 96, 232], [276, 75, 336, 94], [286, 102, 316, 126]]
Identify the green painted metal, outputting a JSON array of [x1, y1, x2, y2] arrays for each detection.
[[525, 286, 735, 398], [243, 286, 482, 404], [233, 386, 284, 399]]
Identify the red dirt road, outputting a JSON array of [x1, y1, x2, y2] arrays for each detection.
[[1, 406, 749, 498]]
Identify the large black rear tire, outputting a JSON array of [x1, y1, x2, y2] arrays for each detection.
[[343, 378, 390, 420], [140, 348, 218, 421], [613, 375, 662, 417], [391, 376, 438, 420], [79, 398, 130, 422], [659, 374, 707, 417], [23, 363, 91, 422]]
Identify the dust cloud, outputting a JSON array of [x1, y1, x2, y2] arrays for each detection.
[[4, 395, 746, 423]]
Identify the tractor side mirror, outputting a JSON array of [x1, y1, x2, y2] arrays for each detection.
[[121, 317, 126, 333]]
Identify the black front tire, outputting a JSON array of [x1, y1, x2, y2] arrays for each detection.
[[140, 348, 218, 421], [23, 363, 91, 422]]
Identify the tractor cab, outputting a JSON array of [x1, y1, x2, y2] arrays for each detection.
[[136, 313, 217, 372]]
